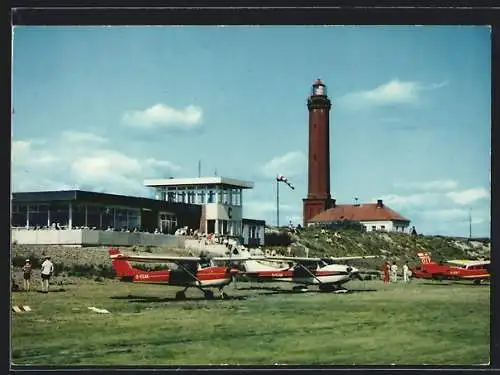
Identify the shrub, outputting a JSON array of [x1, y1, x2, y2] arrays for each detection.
[[265, 232, 292, 246], [64, 263, 115, 279], [12, 254, 41, 268]]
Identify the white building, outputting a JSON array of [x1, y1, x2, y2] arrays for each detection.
[[307, 199, 411, 233], [144, 177, 266, 245]]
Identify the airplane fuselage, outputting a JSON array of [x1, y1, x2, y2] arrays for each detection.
[[411, 264, 489, 281], [120, 266, 236, 288], [243, 261, 355, 286]]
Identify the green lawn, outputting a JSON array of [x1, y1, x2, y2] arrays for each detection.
[[11, 278, 490, 366]]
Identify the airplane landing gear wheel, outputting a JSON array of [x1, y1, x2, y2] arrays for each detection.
[[292, 286, 309, 292], [204, 290, 215, 299], [175, 291, 186, 300]]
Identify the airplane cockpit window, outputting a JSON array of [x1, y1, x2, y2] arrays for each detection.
[[179, 260, 199, 274]]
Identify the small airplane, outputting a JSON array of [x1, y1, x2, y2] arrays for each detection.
[[108, 247, 249, 300], [230, 247, 378, 292], [411, 251, 490, 285]]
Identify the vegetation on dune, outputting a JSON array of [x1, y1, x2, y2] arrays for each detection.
[[265, 227, 490, 270]]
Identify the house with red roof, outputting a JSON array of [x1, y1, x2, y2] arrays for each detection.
[[308, 199, 411, 233]]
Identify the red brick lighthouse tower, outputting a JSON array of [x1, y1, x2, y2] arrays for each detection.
[[302, 79, 334, 226]]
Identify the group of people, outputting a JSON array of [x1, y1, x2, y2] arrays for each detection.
[[382, 261, 412, 283], [17, 255, 54, 293]]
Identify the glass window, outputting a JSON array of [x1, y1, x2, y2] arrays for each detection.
[[208, 190, 215, 203], [72, 203, 86, 227], [47, 202, 70, 228], [177, 191, 186, 203], [197, 190, 205, 204], [127, 209, 140, 229]]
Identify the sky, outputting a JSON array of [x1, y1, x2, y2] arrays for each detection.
[[11, 25, 491, 238]]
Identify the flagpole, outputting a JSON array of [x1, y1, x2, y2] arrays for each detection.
[[276, 179, 280, 228]]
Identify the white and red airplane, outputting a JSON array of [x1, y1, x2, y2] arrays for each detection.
[[108, 248, 249, 300], [412, 251, 490, 285], [230, 247, 377, 292]]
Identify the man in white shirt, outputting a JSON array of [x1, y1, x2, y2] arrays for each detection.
[[390, 262, 398, 282], [40, 256, 54, 293], [403, 261, 411, 283]]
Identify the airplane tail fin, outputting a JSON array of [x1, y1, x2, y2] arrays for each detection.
[[108, 247, 138, 278], [416, 251, 436, 265]]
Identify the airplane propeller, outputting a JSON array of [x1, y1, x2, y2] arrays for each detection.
[[346, 266, 364, 280]]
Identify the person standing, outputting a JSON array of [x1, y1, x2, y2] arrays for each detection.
[[382, 261, 389, 284], [403, 261, 410, 283], [22, 259, 32, 291], [390, 261, 398, 282], [40, 256, 54, 293]]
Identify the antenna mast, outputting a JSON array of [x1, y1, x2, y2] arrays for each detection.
[[468, 208, 472, 240]]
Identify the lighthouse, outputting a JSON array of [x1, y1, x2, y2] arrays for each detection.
[[302, 79, 334, 225]]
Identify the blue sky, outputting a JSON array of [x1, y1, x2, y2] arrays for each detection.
[[12, 26, 491, 237]]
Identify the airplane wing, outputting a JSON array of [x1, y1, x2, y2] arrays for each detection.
[[109, 253, 264, 263], [328, 255, 379, 261], [447, 259, 490, 267], [263, 255, 378, 262], [212, 255, 263, 261], [109, 253, 202, 263]]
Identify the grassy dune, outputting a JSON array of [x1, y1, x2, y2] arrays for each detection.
[[11, 277, 490, 366]]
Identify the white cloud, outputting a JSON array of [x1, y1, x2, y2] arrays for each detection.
[[61, 131, 107, 144], [339, 79, 447, 109], [144, 158, 182, 172], [393, 179, 459, 191], [70, 150, 143, 181], [374, 192, 442, 208], [12, 135, 181, 196], [12, 139, 57, 167], [122, 104, 203, 129], [32, 155, 60, 166], [419, 208, 469, 222], [446, 188, 490, 205], [12, 140, 32, 164], [260, 151, 306, 179]]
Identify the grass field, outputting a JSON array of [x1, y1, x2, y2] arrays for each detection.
[[11, 277, 490, 366]]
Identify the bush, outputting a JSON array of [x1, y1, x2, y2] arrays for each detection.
[[308, 220, 366, 232], [265, 232, 292, 246], [65, 263, 115, 279], [12, 254, 41, 268], [133, 263, 170, 272]]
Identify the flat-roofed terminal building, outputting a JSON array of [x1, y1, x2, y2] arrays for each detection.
[[144, 177, 265, 245]]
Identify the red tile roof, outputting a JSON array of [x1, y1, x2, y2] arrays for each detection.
[[309, 203, 410, 223]]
